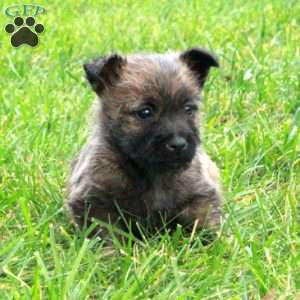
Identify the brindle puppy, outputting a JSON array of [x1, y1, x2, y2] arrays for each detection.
[[67, 48, 222, 241]]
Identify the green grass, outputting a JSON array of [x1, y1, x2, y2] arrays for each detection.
[[1, 0, 300, 299]]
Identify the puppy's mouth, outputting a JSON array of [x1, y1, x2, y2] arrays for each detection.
[[141, 145, 197, 172], [157, 159, 191, 170], [157, 153, 194, 166]]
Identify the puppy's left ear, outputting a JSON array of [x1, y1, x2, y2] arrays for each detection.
[[180, 47, 219, 87]]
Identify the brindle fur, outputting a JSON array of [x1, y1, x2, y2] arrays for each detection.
[[67, 48, 222, 240]]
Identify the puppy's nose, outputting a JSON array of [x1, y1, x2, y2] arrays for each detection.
[[166, 136, 187, 153]]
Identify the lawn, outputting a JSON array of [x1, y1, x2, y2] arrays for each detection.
[[0, 0, 300, 299]]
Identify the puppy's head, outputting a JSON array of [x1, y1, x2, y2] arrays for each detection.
[[84, 48, 219, 172]]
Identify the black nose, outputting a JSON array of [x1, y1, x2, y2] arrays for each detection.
[[166, 136, 187, 153]]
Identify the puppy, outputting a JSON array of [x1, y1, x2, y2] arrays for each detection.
[[67, 48, 222, 241]]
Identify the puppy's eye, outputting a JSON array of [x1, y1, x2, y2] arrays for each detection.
[[136, 106, 154, 120], [184, 104, 197, 115]]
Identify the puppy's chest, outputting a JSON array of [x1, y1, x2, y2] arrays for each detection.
[[146, 179, 178, 211], [120, 176, 186, 218]]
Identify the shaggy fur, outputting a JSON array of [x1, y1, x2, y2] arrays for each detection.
[[67, 48, 222, 240]]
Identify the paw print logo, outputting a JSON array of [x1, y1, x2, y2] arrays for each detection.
[[5, 16, 44, 47]]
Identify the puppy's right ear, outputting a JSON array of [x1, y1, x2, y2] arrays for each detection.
[[83, 54, 126, 94]]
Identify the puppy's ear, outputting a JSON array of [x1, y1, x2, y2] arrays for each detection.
[[180, 47, 219, 87], [83, 54, 126, 94]]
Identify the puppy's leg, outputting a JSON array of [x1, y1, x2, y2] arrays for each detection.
[[67, 146, 126, 242], [179, 190, 222, 230], [68, 194, 123, 239], [179, 152, 223, 232]]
